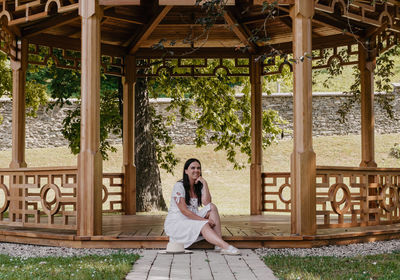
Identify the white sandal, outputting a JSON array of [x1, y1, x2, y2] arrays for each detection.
[[220, 245, 240, 255]]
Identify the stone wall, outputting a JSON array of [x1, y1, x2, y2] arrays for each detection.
[[0, 91, 399, 150]]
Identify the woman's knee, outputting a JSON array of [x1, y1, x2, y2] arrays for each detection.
[[209, 203, 218, 212]]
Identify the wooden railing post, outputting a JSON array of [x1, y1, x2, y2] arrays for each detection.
[[359, 39, 377, 168], [290, 1, 316, 235], [77, 0, 103, 236], [9, 38, 28, 220], [122, 55, 136, 215], [250, 55, 263, 215]]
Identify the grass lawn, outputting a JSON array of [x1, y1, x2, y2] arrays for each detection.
[[0, 253, 139, 280], [264, 252, 400, 280], [0, 133, 399, 215]]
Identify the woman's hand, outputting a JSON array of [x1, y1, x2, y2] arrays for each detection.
[[195, 176, 207, 186], [207, 218, 216, 228]]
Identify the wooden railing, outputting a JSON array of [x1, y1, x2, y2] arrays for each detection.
[[0, 167, 125, 231], [262, 166, 400, 229]]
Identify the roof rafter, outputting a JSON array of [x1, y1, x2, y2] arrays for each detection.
[[223, 8, 257, 52], [22, 10, 79, 38], [127, 5, 173, 54], [103, 9, 145, 25]]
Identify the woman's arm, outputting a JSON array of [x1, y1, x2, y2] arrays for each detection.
[[197, 176, 211, 205], [175, 197, 215, 226]]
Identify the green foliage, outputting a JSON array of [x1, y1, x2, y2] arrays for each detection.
[[148, 60, 284, 170], [335, 45, 400, 123], [61, 89, 122, 160], [0, 51, 48, 123], [389, 143, 400, 159], [264, 252, 400, 280], [0, 253, 138, 280]]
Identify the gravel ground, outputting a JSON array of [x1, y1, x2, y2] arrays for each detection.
[[2, 239, 400, 259], [0, 243, 143, 259], [255, 239, 400, 258]]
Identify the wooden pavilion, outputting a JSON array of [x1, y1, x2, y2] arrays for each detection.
[[0, 0, 400, 248]]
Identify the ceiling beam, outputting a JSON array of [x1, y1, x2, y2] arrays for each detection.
[[159, 0, 235, 5], [103, 9, 145, 25], [223, 8, 257, 52], [128, 5, 173, 54], [22, 11, 79, 38], [99, 0, 140, 5], [252, 0, 294, 5], [28, 34, 128, 57], [313, 13, 364, 39]]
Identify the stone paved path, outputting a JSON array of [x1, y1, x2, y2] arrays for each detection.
[[125, 249, 277, 280]]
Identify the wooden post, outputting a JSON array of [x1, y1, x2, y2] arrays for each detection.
[[250, 55, 263, 215], [9, 38, 28, 220], [77, 0, 103, 236], [122, 55, 136, 215], [290, 1, 316, 235], [9, 38, 28, 169], [359, 39, 377, 168]]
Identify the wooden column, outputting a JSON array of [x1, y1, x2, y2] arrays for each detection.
[[250, 55, 263, 215], [9, 38, 28, 220], [122, 55, 136, 215], [359, 39, 377, 168], [77, 0, 102, 236], [9, 39, 28, 169], [290, 1, 316, 235]]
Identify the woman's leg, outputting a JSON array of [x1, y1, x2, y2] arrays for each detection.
[[200, 223, 230, 249], [205, 203, 222, 238]]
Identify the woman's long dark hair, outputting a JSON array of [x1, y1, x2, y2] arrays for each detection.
[[180, 158, 203, 207]]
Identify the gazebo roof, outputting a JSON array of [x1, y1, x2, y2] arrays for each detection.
[[1, 0, 399, 57]]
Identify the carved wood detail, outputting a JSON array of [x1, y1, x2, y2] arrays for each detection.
[[262, 167, 400, 229]]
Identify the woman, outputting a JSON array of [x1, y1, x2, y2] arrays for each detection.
[[164, 158, 240, 255]]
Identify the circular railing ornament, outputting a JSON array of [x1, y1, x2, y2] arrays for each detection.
[[0, 183, 10, 213], [40, 184, 61, 216], [380, 183, 398, 212], [102, 185, 108, 204], [278, 183, 291, 204], [328, 183, 351, 215]]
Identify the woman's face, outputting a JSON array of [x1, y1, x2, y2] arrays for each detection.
[[185, 161, 201, 181]]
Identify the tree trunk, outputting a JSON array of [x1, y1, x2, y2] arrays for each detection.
[[135, 77, 167, 211]]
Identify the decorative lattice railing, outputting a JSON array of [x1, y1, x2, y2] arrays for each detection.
[[0, 167, 124, 230], [262, 167, 400, 229]]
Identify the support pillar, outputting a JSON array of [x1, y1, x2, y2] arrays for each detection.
[[290, 1, 316, 235], [77, 0, 102, 236], [9, 38, 28, 220], [359, 39, 377, 168], [250, 55, 263, 215], [9, 38, 27, 169], [122, 55, 136, 215]]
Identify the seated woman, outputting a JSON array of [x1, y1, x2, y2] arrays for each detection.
[[164, 158, 240, 255]]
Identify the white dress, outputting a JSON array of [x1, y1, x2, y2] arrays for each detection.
[[164, 181, 211, 248]]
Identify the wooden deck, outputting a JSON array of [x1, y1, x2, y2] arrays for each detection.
[[1, 214, 400, 248]]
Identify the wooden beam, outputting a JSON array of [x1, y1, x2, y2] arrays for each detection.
[[9, 39, 28, 169], [159, 0, 235, 5], [78, 0, 103, 237], [359, 39, 377, 168], [122, 55, 137, 215], [99, 0, 140, 5], [252, 0, 294, 4], [135, 47, 251, 58], [290, 1, 316, 236], [22, 11, 80, 38], [312, 13, 362, 39], [128, 6, 173, 54], [250, 55, 263, 215], [223, 8, 257, 52], [28, 34, 128, 56], [103, 9, 144, 25]]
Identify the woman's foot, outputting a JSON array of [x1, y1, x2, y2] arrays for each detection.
[[220, 245, 240, 255]]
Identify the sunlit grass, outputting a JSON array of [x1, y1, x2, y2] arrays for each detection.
[[264, 252, 400, 280], [0, 253, 139, 280]]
